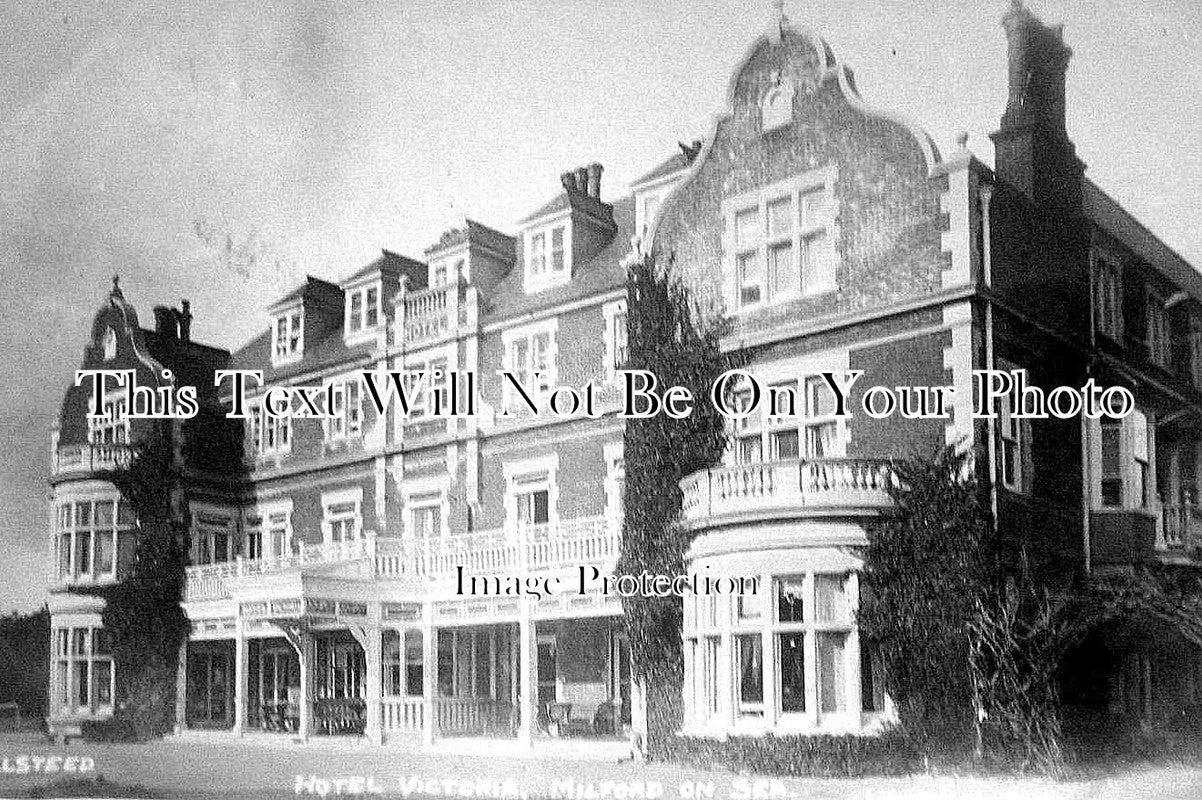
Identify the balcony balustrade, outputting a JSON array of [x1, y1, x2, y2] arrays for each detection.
[[679, 457, 894, 528], [183, 515, 620, 602], [397, 282, 464, 346], [53, 443, 133, 476]]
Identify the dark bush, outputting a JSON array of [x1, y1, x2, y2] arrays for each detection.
[[660, 729, 922, 777]]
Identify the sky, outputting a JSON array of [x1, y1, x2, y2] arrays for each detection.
[[1, 0, 1200, 613]]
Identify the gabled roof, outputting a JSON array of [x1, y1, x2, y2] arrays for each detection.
[[268, 276, 341, 312], [631, 151, 691, 187], [341, 249, 427, 288], [518, 190, 614, 227]]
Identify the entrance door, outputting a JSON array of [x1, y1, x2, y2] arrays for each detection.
[[186, 649, 232, 728]]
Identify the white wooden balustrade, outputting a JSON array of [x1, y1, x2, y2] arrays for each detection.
[[183, 515, 620, 601]]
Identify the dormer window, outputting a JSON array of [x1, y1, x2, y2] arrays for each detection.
[[346, 284, 382, 341], [525, 223, 570, 291], [102, 328, 117, 361], [271, 308, 303, 365]]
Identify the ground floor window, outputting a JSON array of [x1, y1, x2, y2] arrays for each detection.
[[685, 569, 886, 732], [53, 625, 114, 714]]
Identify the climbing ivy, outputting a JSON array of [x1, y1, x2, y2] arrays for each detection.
[[618, 254, 743, 749], [82, 420, 190, 740]]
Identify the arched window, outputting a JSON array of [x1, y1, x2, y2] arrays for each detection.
[[761, 78, 795, 132], [102, 328, 117, 361]]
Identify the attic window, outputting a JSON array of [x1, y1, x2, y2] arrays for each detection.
[[271, 308, 303, 364], [102, 328, 117, 361], [346, 284, 382, 340], [525, 223, 570, 291], [761, 76, 795, 132]]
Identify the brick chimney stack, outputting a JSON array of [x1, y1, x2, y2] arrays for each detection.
[[990, 0, 1084, 213]]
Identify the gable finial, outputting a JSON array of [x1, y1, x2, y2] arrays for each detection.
[[111, 275, 122, 297], [773, 0, 787, 26]]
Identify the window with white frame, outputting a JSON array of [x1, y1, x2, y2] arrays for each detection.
[[191, 508, 236, 565], [996, 362, 1033, 494], [244, 503, 291, 559], [345, 284, 382, 338], [1146, 289, 1169, 367], [52, 625, 114, 713], [501, 321, 557, 413], [405, 356, 448, 421], [604, 442, 625, 522], [55, 498, 133, 583], [1097, 409, 1153, 510], [87, 394, 129, 445], [505, 456, 557, 531], [725, 169, 836, 310], [733, 373, 845, 465], [271, 307, 304, 364], [102, 328, 117, 361], [326, 376, 363, 440], [1094, 254, 1123, 341], [322, 490, 362, 544], [602, 300, 628, 381], [525, 223, 569, 289], [407, 491, 445, 539], [686, 570, 874, 730], [733, 386, 763, 465], [250, 403, 291, 456]]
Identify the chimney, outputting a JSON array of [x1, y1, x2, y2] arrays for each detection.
[[560, 171, 579, 193], [178, 300, 192, 342], [153, 306, 178, 339], [586, 163, 603, 199], [574, 166, 589, 196], [990, 1, 1083, 212]]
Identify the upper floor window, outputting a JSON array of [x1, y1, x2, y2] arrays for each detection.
[[88, 395, 129, 446], [1146, 289, 1169, 367], [272, 308, 304, 365], [192, 507, 236, 565], [501, 320, 557, 413], [504, 455, 558, 531], [732, 372, 846, 465], [1094, 255, 1122, 341], [525, 223, 569, 290], [102, 328, 117, 361], [1096, 409, 1152, 510], [346, 284, 382, 339], [56, 498, 133, 584], [408, 492, 445, 539], [724, 168, 836, 311], [243, 503, 292, 560], [322, 489, 363, 544], [604, 442, 625, 522], [326, 377, 363, 441], [250, 404, 290, 457], [996, 361, 1033, 494], [603, 300, 628, 381]]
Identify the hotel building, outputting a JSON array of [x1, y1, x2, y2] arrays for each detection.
[[47, 3, 1202, 749]]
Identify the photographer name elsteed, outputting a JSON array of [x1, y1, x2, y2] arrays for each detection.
[[455, 565, 758, 600]]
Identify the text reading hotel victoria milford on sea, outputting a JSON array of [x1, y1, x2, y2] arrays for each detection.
[[76, 367, 1137, 424]]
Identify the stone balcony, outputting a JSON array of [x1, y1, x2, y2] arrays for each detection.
[[183, 515, 619, 602], [392, 281, 475, 348], [52, 443, 132, 478], [679, 457, 894, 531]]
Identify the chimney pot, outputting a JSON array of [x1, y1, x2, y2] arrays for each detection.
[[179, 299, 193, 342], [574, 167, 589, 196], [153, 306, 178, 339], [586, 163, 603, 199], [560, 171, 578, 193]]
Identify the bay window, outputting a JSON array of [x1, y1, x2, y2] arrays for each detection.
[[1094, 409, 1153, 510], [53, 625, 114, 714], [56, 498, 133, 583]]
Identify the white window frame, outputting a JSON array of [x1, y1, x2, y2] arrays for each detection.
[[102, 328, 117, 361], [503, 454, 559, 534], [501, 319, 558, 414], [251, 401, 291, 457], [603, 441, 625, 523], [403, 475, 451, 540], [1146, 288, 1169, 368], [524, 219, 571, 291], [245, 499, 294, 560], [51, 622, 115, 714], [54, 496, 130, 585], [190, 504, 237, 565], [344, 282, 383, 343], [602, 300, 628, 382], [722, 167, 837, 312], [87, 390, 129, 446], [271, 306, 304, 366], [322, 488, 363, 544], [1093, 409, 1154, 511], [325, 374, 364, 442], [1093, 252, 1123, 342], [996, 360, 1033, 494]]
